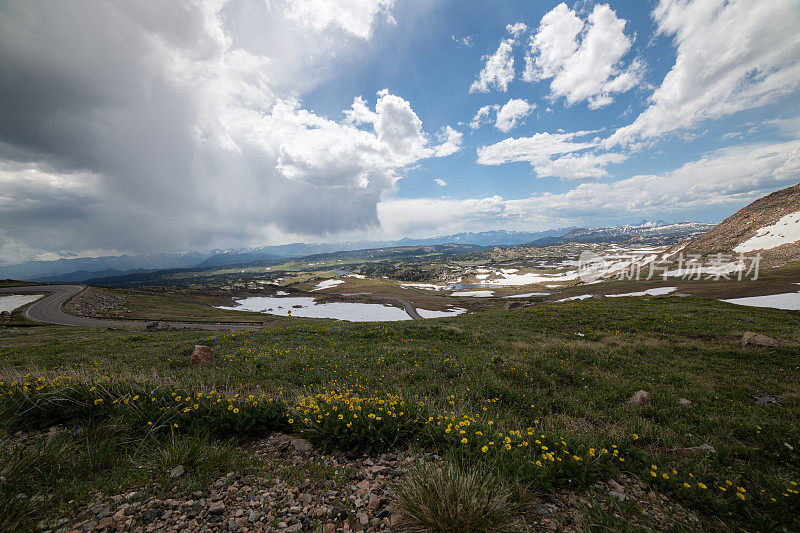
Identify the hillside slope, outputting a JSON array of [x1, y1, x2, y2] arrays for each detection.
[[680, 182, 800, 264]]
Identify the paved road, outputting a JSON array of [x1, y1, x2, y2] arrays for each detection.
[[0, 285, 264, 330], [382, 296, 423, 320], [1, 284, 425, 327], [333, 292, 422, 320]]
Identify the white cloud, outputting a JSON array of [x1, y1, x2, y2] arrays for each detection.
[[495, 98, 535, 133], [469, 22, 532, 94], [523, 2, 641, 107], [379, 195, 508, 236], [606, 0, 800, 146], [275, 90, 456, 190], [510, 140, 800, 217], [434, 178, 447, 187], [476, 130, 621, 180], [451, 34, 473, 47], [505, 22, 528, 38], [433, 125, 464, 157], [469, 38, 516, 93], [529, 151, 625, 181], [379, 140, 800, 235], [469, 105, 494, 130], [276, 0, 395, 40], [765, 116, 800, 138], [469, 98, 535, 133], [477, 132, 594, 165]]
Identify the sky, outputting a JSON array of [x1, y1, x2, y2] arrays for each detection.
[[1, 0, 799, 264]]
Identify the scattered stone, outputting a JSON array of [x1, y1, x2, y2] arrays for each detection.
[[63, 287, 125, 317], [607, 479, 624, 493], [609, 491, 628, 502], [289, 437, 314, 454], [670, 443, 716, 457], [62, 433, 443, 532], [95, 505, 111, 520], [742, 331, 797, 348], [58, 432, 705, 532], [169, 465, 185, 479], [190, 345, 214, 366], [528, 473, 700, 531], [627, 390, 651, 406], [753, 393, 782, 405], [208, 501, 226, 514]]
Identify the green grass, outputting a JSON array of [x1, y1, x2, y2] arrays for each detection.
[[80, 289, 276, 323], [0, 421, 250, 531], [1, 295, 799, 530]]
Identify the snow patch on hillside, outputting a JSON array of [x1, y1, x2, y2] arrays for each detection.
[[722, 291, 800, 311], [734, 211, 800, 252], [606, 287, 677, 297], [451, 290, 494, 297], [311, 279, 345, 291]]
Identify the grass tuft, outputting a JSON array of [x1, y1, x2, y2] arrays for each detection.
[[394, 462, 521, 533]]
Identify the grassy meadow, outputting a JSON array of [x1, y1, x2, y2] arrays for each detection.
[[0, 296, 798, 530]]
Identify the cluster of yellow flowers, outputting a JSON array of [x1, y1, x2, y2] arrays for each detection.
[[648, 464, 800, 503], [296, 388, 407, 427], [4, 375, 799, 508], [0, 374, 73, 397]]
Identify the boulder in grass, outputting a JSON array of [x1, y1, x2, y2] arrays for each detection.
[[190, 345, 214, 366], [627, 390, 651, 406], [742, 331, 797, 348]]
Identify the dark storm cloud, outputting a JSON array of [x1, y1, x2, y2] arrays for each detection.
[[0, 0, 456, 263]]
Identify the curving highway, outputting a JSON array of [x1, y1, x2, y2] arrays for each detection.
[[0, 285, 264, 330], [1, 284, 426, 328]]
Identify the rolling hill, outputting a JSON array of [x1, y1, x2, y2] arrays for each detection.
[[679, 182, 800, 264]]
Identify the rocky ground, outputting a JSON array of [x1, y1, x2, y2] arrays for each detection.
[[64, 288, 126, 317], [525, 475, 701, 531], [50, 433, 438, 533], [44, 431, 702, 533]]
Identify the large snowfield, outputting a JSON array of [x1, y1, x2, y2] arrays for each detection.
[[734, 211, 800, 252]]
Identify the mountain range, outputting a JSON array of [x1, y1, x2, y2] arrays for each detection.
[[1, 221, 729, 283], [2, 229, 569, 282]]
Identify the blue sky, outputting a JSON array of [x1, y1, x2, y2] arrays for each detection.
[[0, 0, 799, 263], [299, 0, 800, 224]]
